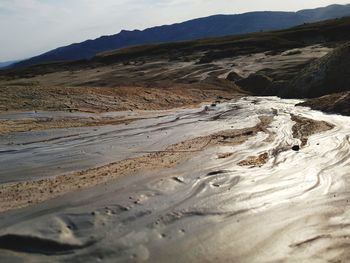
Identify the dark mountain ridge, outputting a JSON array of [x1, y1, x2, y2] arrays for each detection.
[[0, 60, 19, 69], [11, 3, 350, 68]]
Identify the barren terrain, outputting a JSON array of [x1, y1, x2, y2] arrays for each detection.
[[1, 17, 350, 263], [0, 45, 331, 134]]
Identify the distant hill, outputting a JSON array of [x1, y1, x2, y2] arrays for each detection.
[[5, 16, 350, 79], [0, 60, 18, 69], [10, 4, 350, 68]]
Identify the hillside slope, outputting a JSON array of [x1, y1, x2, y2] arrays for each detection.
[[3, 16, 350, 79], [0, 60, 18, 69], [12, 4, 350, 68], [285, 42, 350, 98], [1, 16, 350, 116]]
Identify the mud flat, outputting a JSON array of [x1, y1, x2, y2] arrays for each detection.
[[0, 115, 273, 212], [1, 97, 350, 263]]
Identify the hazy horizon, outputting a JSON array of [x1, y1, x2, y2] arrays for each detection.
[[0, 0, 349, 62]]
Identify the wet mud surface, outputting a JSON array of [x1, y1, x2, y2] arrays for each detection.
[[1, 97, 349, 262]]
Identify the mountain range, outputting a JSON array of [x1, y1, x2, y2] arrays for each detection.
[[9, 3, 350, 68], [0, 60, 20, 69]]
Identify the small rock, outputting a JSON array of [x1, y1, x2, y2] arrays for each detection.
[[292, 145, 300, 151], [172, 177, 185, 183]]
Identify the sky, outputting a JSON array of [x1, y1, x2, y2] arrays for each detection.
[[0, 0, 349, 62]]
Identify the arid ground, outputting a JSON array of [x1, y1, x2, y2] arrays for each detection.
[[1, 18, 350, 262]]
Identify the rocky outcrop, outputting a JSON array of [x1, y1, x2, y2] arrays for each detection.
[[298, 91, 350, 116], [284, 42, 350, 98]]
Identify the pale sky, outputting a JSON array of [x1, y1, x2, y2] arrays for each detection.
[[0, 0, 349, 61]]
